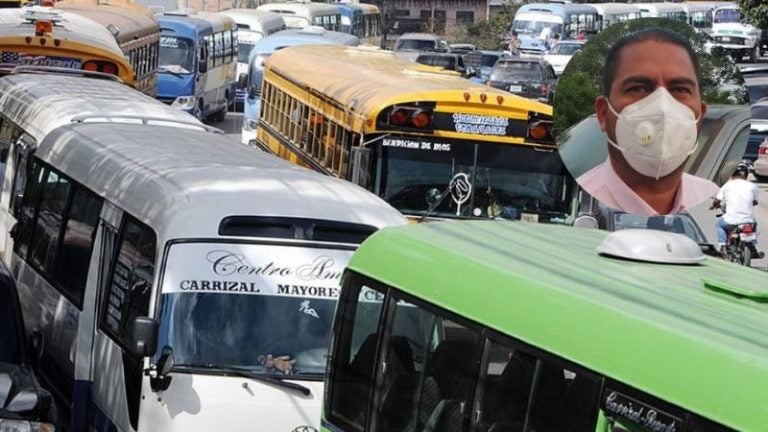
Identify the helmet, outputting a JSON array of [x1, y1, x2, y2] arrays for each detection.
[[734, 163, 750, 177]]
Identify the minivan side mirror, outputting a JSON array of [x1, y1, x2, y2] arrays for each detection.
[[131, 316, 158, 358], [237, 72, 248, 88]]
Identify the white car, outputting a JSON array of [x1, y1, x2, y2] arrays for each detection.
[[755, 137, 768, 181], [543, 40, 584, 76]]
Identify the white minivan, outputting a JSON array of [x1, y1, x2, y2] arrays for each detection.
[[0, 73, 406, 432]]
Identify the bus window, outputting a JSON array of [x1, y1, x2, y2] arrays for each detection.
[[374, 297, 481, 432], [327, 280, 386, 430]]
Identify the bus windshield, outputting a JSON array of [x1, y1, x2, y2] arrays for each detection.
[[714, 9, 742, 24], [159, 36, 195, 74], [156, 242, 353, 378], [378, 140, 571, 220], [512, 20, 563, 36]]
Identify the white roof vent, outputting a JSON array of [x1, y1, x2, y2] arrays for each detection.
[[596, 229, 705, 265]]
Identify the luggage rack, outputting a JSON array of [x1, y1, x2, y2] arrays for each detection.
[[9, 65, 124, 83], [70, 114, 224, 134]]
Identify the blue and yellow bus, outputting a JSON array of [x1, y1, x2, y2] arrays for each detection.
[[157, 10, 237, 122]]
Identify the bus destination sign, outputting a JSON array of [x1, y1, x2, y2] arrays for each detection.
[[433, 112, 527, 137]]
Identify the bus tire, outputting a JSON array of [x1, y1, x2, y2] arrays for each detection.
[[750, 45, 759, 63]]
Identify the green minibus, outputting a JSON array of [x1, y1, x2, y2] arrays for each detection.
[[322, 221, 768, 432]]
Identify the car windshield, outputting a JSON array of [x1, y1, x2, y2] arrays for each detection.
[[156, 242, 354, 378], [159, 36, 194, 74], [512, 20, 563, 36], [714, 8, 742, 24], [613, 213, 706, 244], [377, 139, 573, 222], [396, 39, 436, 51], [549, 43, 581, 55], [0, 281, 22, 365], [490, 62, 541, 81]]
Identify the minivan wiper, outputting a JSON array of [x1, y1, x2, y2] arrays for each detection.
[[174, 363, 311, 396]]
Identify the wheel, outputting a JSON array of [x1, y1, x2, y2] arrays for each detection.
[[725, 243, 739, 263], [212, 107, 227, 123], [742, 243, 752, 267], [195, 100, 204, 121], [749, 45, 759, 63]]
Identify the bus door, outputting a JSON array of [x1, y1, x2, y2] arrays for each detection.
[[89, 207, 158, 432]]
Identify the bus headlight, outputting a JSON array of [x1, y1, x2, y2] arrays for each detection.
[[172, 96, 196, 110], [0, 419, 56, 432], [244, 119, 259, 131]]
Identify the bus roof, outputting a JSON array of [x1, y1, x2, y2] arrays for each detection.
[[680, 2, 718, 13], [218, 8, 285, 32], [635, 2, 686, 13], [517, 3, 598, 16], [0, 7, 122, 55], [54, 2, 160, 45], [348, 221, 768, 430], [248, 27, 358, 58], [37, 122, 406, 243], [256, 2, 341, 16], [265, 45, 552, 128], [158, 10, 235, 34], [356, 3, 379, 14], [586, 2, 640, 15], [0, 74, 201, 140]]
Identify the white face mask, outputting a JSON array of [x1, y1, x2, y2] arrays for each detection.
[[606, 87, 700, 180]]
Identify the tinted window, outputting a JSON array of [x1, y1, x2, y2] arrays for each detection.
[[0, 277, 22, 365], [28, 169, 70, 274], [328, 280, 386, 431], [101, 217, 157, 349], [490, 62, 542, 81], [396, 39, 437, 51]]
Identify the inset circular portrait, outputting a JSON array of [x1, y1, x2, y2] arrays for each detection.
[[554, 18, 750, 216]]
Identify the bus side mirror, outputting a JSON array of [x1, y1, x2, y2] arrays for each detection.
[[131, 316, 158, 358], [238, 73, 248, 88], [350, 147, 372, 189], [198, 61, 208, 74]]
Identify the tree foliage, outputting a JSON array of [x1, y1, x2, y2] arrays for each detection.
[[738, 0, 768, 29], [448, 3, 519, 50], [553, 18, 748, 133]]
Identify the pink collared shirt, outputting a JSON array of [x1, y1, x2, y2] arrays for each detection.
[[577, 159, 719, 215]]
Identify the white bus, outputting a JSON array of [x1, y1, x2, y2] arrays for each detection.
[[0, 72, 203, 266], [256, 2, 341, 32], [218, 9, 286, 103], [586, 3, 640, 30], [1, 74, 406, 432], [634, 3, 688, 22], [681, 2, 716, 32]]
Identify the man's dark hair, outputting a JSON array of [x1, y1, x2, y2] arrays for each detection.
[[602, 27, 700, 97]]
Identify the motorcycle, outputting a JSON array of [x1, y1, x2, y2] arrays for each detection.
[[723, 222, 765, 267]]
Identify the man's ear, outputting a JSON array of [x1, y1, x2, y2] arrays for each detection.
[[595, 95, 608, 132], [698, 101, 708, 128]]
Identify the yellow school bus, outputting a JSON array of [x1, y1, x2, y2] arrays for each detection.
[[255, 45, 576, 223], [0, 6, 133, 85], [55, 0, 161, 96]]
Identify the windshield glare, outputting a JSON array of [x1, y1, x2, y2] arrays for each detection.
[[157, 242, 353, 377], [378, 140, 572, 220], [512, 20, 563, 36], [159, 36, 195, 73], [714, 9, 742, 24]]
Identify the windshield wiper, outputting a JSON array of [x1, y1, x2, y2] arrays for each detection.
[[174, 363, 311, 396]]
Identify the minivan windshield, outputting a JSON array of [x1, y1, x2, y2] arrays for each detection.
[[157, 242, 354, 378]]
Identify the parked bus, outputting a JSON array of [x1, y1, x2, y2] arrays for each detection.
[[635, 3, 688, 22], [681, 2, 716, 32], [0, 73, 203, 267], [218, 9, 285, 104], [256, 2, 341, 32], [0, 74, 406, 432], [511, 3, 601, 56], [253, 45, 575, 223], [54, 1, 161, 96], [239, 27, 359, 145], [323, 221, 768, 432], [157, 10, 237, 122], [338, 2, 381, 45], [0, 7, 133, 83], [585, 3, 640, 30]]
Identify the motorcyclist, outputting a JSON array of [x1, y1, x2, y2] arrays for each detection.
[[712, 163, 759, 253]]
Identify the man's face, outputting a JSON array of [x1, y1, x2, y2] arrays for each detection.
[[595, 40, 707, 143]]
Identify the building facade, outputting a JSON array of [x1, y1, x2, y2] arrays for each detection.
[[385, 0, 489, 35]]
